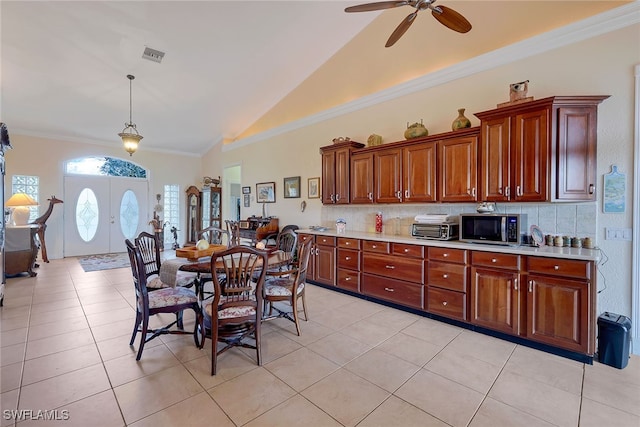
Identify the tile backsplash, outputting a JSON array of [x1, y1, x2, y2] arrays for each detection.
[[321, 202, 597, 242]]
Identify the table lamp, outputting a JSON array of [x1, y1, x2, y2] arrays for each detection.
[[6, 193, 38, 225]]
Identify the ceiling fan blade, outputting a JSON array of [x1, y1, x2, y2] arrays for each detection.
[[345, 1, 411, 13], [385, 11, 418, 47], [431, 5, 472, 33]]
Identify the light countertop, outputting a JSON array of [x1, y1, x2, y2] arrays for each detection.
[[298, 229, 601, 262]]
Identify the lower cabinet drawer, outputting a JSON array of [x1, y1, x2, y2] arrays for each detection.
[[337, 269, 360, 292], [427, 286, 467, 321], [362, 253, 424, 283], [337, 248, 360, 270], [362, 273, 424, 310], [428, 261, 468, 292], [527, 257, 591, 280]]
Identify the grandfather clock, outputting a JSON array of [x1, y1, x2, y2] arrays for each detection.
[[185, 185, 201, 246]]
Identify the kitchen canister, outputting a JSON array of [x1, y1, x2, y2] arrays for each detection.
[[563, 236, 572, 247], [583, 237, 594, 249], [336, 219, 346, 235], [375, 212, 383, 233], [554, 236, 564, 247], [571, 237, 583, 248]]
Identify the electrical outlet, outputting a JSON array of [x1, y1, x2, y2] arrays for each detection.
[[605, 227, 633, 241]]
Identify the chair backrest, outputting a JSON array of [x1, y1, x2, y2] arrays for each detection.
[[125, 239, 150, 304], [281, 224, 299, 234], [276, 228, 298, 259], [210, 245, 267, 310], [198, 226, 230, 246], [225, 220, 241, 246], [134, 231, 161, 279], [294, 238, 313, 285]]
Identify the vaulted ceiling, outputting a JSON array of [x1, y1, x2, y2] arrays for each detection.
[[0, 1, 629, 155]]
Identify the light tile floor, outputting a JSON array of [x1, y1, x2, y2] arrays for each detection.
[[1, 256, 639, 427]]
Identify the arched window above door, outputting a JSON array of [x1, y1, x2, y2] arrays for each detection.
[[65, 156, 146, 178]]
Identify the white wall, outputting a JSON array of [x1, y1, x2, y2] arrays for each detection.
[[216, 24, 639, 328], [5, 134, 202, 259]]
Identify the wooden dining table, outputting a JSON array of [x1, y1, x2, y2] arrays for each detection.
[[160, 246, 293, 301]]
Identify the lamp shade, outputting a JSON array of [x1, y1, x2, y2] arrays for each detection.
[[6, 193, 38, 226]]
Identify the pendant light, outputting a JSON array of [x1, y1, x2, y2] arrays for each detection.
[[118, 74, 143, 156]]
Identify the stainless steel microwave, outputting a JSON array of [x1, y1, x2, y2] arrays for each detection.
[[459, 214, 527, 246]]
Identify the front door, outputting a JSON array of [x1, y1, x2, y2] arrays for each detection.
[[64, 175, 148, 256]]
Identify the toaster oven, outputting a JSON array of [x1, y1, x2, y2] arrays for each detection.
[[411, 222, 459, 240]]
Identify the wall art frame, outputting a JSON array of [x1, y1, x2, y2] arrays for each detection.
[[308, 177, 320, 199], [284, 176, 301, 199], [256, 181, 276, 203]]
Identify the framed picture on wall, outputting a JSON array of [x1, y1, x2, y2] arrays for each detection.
[[243, 194, 250, 207], [256, 182, 276, 203], [308, 177, 320, 199], [284, 176, 301, 198], [242, 186, 251, 194]]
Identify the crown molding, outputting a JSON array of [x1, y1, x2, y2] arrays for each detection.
[[223, 2, 640, 152]]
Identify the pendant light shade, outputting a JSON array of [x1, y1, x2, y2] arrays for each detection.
[[118, 74, 143, 156]]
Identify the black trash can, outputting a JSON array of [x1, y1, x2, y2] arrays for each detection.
[[597, 312, 632, 369]]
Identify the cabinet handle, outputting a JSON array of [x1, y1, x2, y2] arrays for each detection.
[[372, 245, 377, 249], [443, 274, 449, 279], [589, 184, 595, 195], [528, 280, 533, 292], [491, 258, 497, 263], [468, 188, 477, 197], [443, 253, 449, 257], [330, 194, 335, 203], [554, 265, 560, 270], [404, 248, 409, 253], [506, 186, 511, 197], [345, 277, 351, 281], [442, 301, 448, 306], [517, 186, 523, 197], [405, 190, 409, 198], [346, 241, 350, 245], [498, 187, 503, 195], [513, 278, 518, 291], [397, 191, 402, 200], [385, 265, 396, 269], [368, 192, 373, 201], [345, 256, 351, 261], [384, 287, 395, 292], [335, 194, 340, 202]]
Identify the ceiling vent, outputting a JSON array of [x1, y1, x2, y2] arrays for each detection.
[[142, 47, 165, 64]]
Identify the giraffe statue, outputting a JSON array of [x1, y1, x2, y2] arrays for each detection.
[[30, 196, 63, 263]]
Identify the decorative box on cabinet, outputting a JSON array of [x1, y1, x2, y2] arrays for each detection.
[[320, 141, 364, 205], [362, 241, 424, 309], [336, 237, 361, 292], [426, 247, 468, 320], [475, 96, 609, 202]]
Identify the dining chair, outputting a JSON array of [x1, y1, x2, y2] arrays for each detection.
[[134, 231, 168, 290], [262, 237, 312, 336], [263, 224, 299, 247], [264, 228, 298, 277], [125, 239, 204, 361], [198, 225, 231, 247], [204, 245, 267, 375], [224, 220, 242, 247]]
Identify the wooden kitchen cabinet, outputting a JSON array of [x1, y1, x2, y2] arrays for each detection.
[[321, 141, 364, 205], [525, 257, 593, 354], [350, 152, 374, 204], [470, 252, 522, 335], [312, 235, 336, 286], [337, 237, 361, 292], [426, 247, 468, 320], [351, 140, 437, 204], [438, 134, 478, 202], [476, 96, 608, 202], [361, 240, 425, 309]]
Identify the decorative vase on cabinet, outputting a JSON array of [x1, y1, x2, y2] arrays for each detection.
[[452, 108, 471, 131], [404, 120, 428, 139]]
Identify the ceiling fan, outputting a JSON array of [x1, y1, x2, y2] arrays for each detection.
[[345, 0, 472, 47]]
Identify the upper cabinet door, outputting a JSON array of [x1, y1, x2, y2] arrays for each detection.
[[321, 150, 336, 204], [404, 142, 437, 203], [439, 135, 478, 202], [480, 116, 511, 202], [374, 148, 402, 203], [513, 108, 549, 202], [334, 147, 351, 204], [555, 106, 598, 201], [350, 152, 374, 204]]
